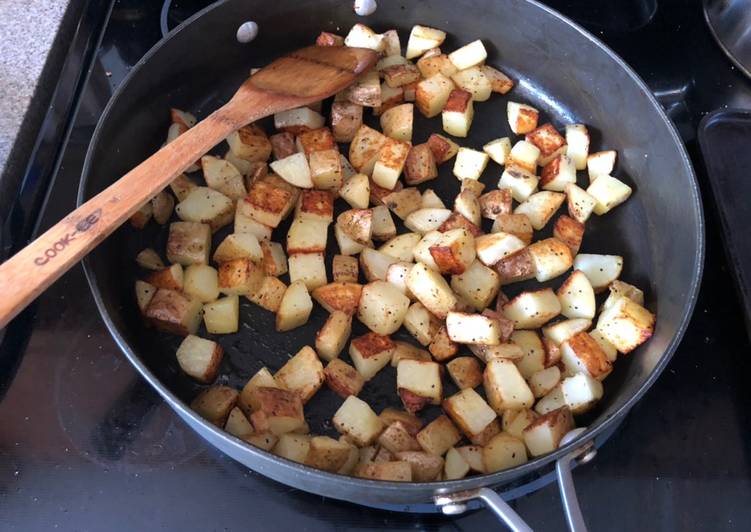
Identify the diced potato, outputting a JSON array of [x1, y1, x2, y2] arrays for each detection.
[[491, 212, 533, 244], [480, 64, 513, 93], [498, 165, 539, 203], [379, 29, 400, 56], [249, 387, 306, 435], [429, 228, 476, 275], [260, 241, 287, 277], [484, 358, 535, 413], [347, 70, 382, 107], [359, 248, 397, 282], [502, 288, 561, 329], [203, 295, 239, 334], [406, 25, 446, 59], [573, 253, 623, 292], [587, 150, 617, 182], [247, 276, 286, 312], [590, 329, 618, 362], [332, 255, 359, 283], [286, 217, 328, 254], [417, 53, 458, 78], [415, 73, 455, 118], [369, 205, 396, 242], [349, 331, 395, 381], [416, 415, 461, 456], [565, 183, 597, 224], [443, 388, 497, 437], [390, 451, 441, 482], [373, 82, 404, 116], [270, 152, 313, 189], [540, 156, 577, 198], [338, 174, 369, 211], [225, 407, 255, 439], [453, 147, 488, 181], [515, 192, 565, 231], [553, 215, 585, 256], [151, 190, 174, 225], [493, 248, 536, 285], [534, 384, 566, 415], [526, 237, 573, 282], [419, 191, 445, 212], [427, 133, 459, 164], [175, 187, 233, 232], [383, 62, 421, 89], [145, 289, 202, 335], [309, 149, 343, 191], [378, 103, 413, 143], [136, 248, 165, 271], [403, 301, 442, 345], [316, 30, 344, 46], [356, 461, 412, 481], [507, 101, 539, 135], [176, 335, 223, 383], [469, 341, 523, 363], [385, 262, 414, 299], [273, 433, 311, 463], [478, 190, 512, 221], [396, 359, 442, 413], [448, 39, 487, 70], [474, 232, 526, 267], [212, 233, 261, 264], [391, 341, 432, 367], [170, 108, 196, 129], [315, 311, 352, 361], [450, 259, 501, 311], [166, 221, 211, 265], [560, 331, 612, 380], [275, 280, 313, 331], [565, 124, 590, 170], [349, 125, 388, 175], [296, 127, 335, 156], [330, 101, 363, 143], [245, 432, 279, 450], [378, 421, 422, 454], [217, 258, 263, 296], [502, 409, 538, 439], [324, 358, 365, 398], [406, 262, 458, 319], [235, 202, 272, 241], [334, 224, 368, 256], [274, 345, 324, 403], [596, 295, 655, 353], [604, 280, 645, 310], [587, 175, 633, 215], [135, 280, 156, 314], [543, 337, 562, 368], [312, 282, 362, 315], [130, 200, 153, 228], [483, 138, 512, 168], [528, 366, 562, 398], [274, 107, 325, 136], [526, 123, 567, 166], [201, 155, 247, 200], [344, 22, 385, 51], [451, 66, 491, 102], [183, 264, 219, 303], [357, 280, 410, 335], [337, 209, 372, 245], [445, 358, 482, 393], [379, 233, 421, 263], [238, 367, 282, 414], [461, 180, 485, 199], [483, 432, 528, 472], [561, 373, 603, 414], [468, 418, 502, 446], [454, 191, 481, 227], [402, 144, 437, 186], [372, 139, 411, 190], [508, 140, 541, 173], [557, 270, 596, 319], [523, 407, 574, 457], [303, 436, 354, 472], [243, 181, 293, 229], [428, 325, 458, 361], [269, 131, 297, 160], [456, 445, 486, 473], [445, 311, 501, 345], [226, 124, 272, 162], [379, 189, 420, 223], [170, 174, 197, 202], [146, 263, 184, 291], [333, 395, 386, 446], [191, 386, 238, 427], [511, 330, 547, 378], [404, 208, 452, 235], [442, 89, 474, 137]]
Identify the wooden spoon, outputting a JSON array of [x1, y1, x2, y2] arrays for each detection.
[[0, 45, 378, 328]]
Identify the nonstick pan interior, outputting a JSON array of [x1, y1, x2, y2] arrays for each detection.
[[80, 0, 702, 502]]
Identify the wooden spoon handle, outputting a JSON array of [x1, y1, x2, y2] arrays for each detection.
[[0, 103, 252, 329]]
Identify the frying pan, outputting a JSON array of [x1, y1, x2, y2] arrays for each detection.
[[78, 0, 704, 529]]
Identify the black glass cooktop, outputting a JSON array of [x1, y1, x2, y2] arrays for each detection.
[[1, 0, 750, 530]]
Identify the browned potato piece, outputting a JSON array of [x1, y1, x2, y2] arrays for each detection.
[[479, 189, 513, 219], [416, 415, 461, 456], [249, 386, 305, 435], [315, 311, 352, 361], [274, 345, 324, 403], [312, 282, 363, 315], [492, 213, 534, 244], [191, 385, 238, 427], [379, 408, 423, 436], [391, 341, 432, 367], [494, 248, 536, 284], [170, 173, 198, 202], [383, 63, 421, 88], [176, 335, 223, 383], [382, 187, 422, 220], [378, 421, 422, 454], [482, 65, 514, 94], [443, 388, 498, 437], [468, 418, 501, 446], [350, 332, 396, 381], [332, 254, 359, 282], [316, 31, 344, 46], [437, 212, 483, 237], [553, 215, 585, 256], [324, 358, 365, 398], [227, 124, 272, 162], [218, 258, 264, 296], [338, 209, 373, 244], [427, 133, 459, 164], [144, 289, 202, 335], [330, 102, 364, 143], [130, 201, 152, 228], [304, 436, 352, 472], [404, 143, 438, 185], [146, 263, 184, 291], [446, 356, 483, 389], [369, 178, 403, 206], [429, 325, 458, 361], [396, 359, 442, 413], [394, 451, 444, 482], [525, 123, 566, 165], [245, 180, 294, 228], [296, 189, 334, 223], [309, 149, 343, 191], [429, 228, 476, 274], [296, 127, 336, 157], [261, 241, 288, 276], [269, 132, 297, 160], [166, 222, 211, 265], [151, 190, 174, 224], [355, 461, 412, 481], [246, 276, 287, 312], [349, 125, 387, 174], [523, 406, 574, 457]]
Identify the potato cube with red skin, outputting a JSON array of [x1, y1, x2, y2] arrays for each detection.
[[478, 190, 512, 221], [191, 386, 238, 427], [315, 311, 352, 361], [311, 282, 362, 315], [417, 53, 457, 78], [484, 358, 535, 413], [481, 65, 514, 94], [438, 212, 483, 237], [332, 255, 359, 283], [249, 387, 306, 435], [330, 102, 363, 143], [507, 101, 539, 135], [333, 395, 386, 447], [416, 415, 461, 456], [527, 237, 573, 282], [446, 311, 502, 345], [525, 123, 567, 166], [378, 422, 422, 454], [269, 132, 297, 160], [507, 140, 541, 173], [369, 178, 403, 206], [596, 296, 655, 353], [427, 133, 459, 164], [144, 289, 202, 335], [218, 258, 264, 296], [226, 124, 272, 162], [274, 345, 324, 404], [342, 70, 381, 107], [428, 325, 458, 361], [316, 31, 344, 46], [502, 288, 562, 329], [429, 228, 476, 275], [372, 139, 411, 190], [443, 388, 498, 437], [324, 358, 365, 398], [350, 332, 395, 381], [373, 82, 404, 117], [446, 357, 483, 389], [176, 335, 223, 383], [349, 125, 388, 175], [416, 73, 455, 118], [442, 89, 474, 138], [383, 63, 421, 88], [494, 248, 536, 284], [523, 407, 575, 457], [404, 143, 438, 185], [247, 276, 287, 312], [244, 181, 294, 228], [397, 359, 442, 413], [554, 215, 585, 256], [515, 191, 566, 231]]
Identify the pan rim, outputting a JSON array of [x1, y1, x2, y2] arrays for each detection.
[[78, 0, 704, 501]]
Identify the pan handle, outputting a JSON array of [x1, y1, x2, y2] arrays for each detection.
[[434, 429, 597, 532]]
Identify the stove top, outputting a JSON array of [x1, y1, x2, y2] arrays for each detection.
[[2, 0, 751, 530]]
